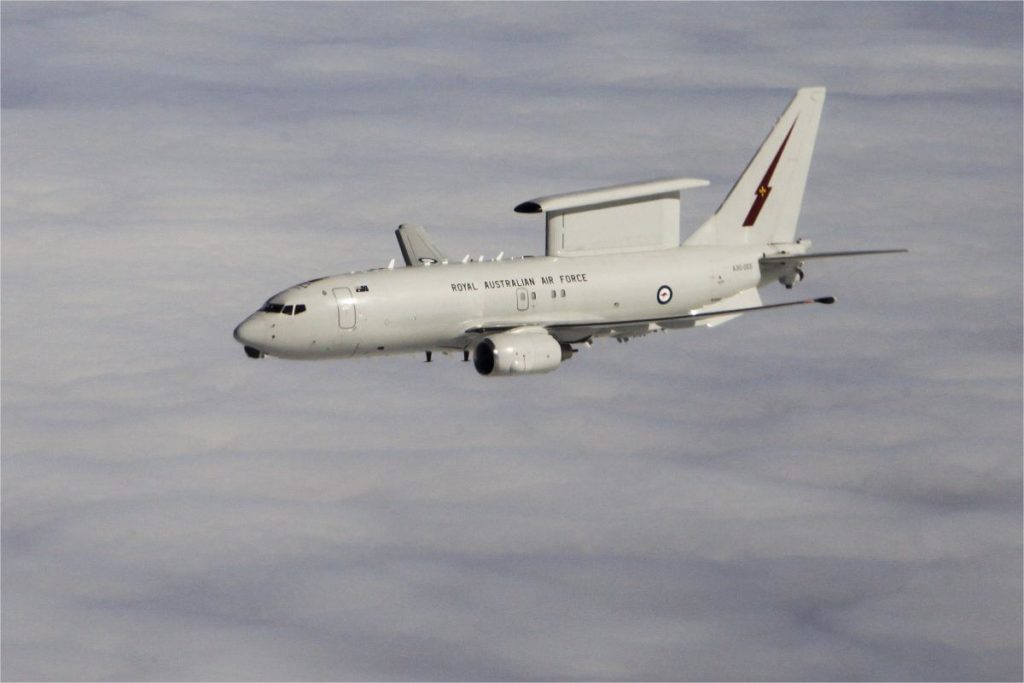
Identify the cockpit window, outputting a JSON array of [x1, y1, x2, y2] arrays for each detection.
[[261, 302, 306, 315]]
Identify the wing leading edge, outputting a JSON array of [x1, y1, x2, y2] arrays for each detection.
[[760, 248, 908, 265]]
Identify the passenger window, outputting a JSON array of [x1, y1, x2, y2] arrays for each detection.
[[530, 292, 536, 300], [295, 304, 306, 315], [283, 305, 294, 315]]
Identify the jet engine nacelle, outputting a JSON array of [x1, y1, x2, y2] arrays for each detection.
[[473, 328, 568, 376]]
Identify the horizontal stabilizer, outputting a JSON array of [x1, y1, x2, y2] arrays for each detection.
[[396, 224, 447, 266], [760, 248, 908, 265]]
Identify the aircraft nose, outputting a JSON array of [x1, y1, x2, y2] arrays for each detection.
[[233, 319, 253, 344], [233, 317, 265, 358]]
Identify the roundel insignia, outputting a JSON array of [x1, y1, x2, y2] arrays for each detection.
[[418, 257, 438, 265], [657, 285, 673, 305]]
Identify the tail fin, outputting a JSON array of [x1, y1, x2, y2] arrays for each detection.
[[685, 87, 826, 247]]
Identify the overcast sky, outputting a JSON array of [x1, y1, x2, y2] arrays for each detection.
[[2, 2, 1021, 681]]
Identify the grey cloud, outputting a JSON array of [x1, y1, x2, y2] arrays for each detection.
[[3, 2, 1021, 681]]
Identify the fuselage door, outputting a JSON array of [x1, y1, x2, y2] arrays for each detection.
[[333, 287, 356, 329], [516, 287, 529, 311]]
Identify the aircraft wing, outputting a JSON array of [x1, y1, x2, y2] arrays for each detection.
[[396, 224, 447, 266], [465, 296, 836, 343]]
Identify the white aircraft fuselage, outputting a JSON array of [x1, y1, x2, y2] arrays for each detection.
[[234, 245, 765, 361], [234, 87, 904, 376]]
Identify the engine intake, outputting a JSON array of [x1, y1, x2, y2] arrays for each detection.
[[473, 329, 568, 376]]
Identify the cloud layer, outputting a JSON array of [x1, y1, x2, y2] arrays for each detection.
[[3, 3, 1021, 680]]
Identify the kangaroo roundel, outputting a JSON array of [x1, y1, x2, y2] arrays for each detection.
[[657, 285, 673, 305]]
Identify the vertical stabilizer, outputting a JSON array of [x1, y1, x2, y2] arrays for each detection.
[[685, 87, 826, 247]]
